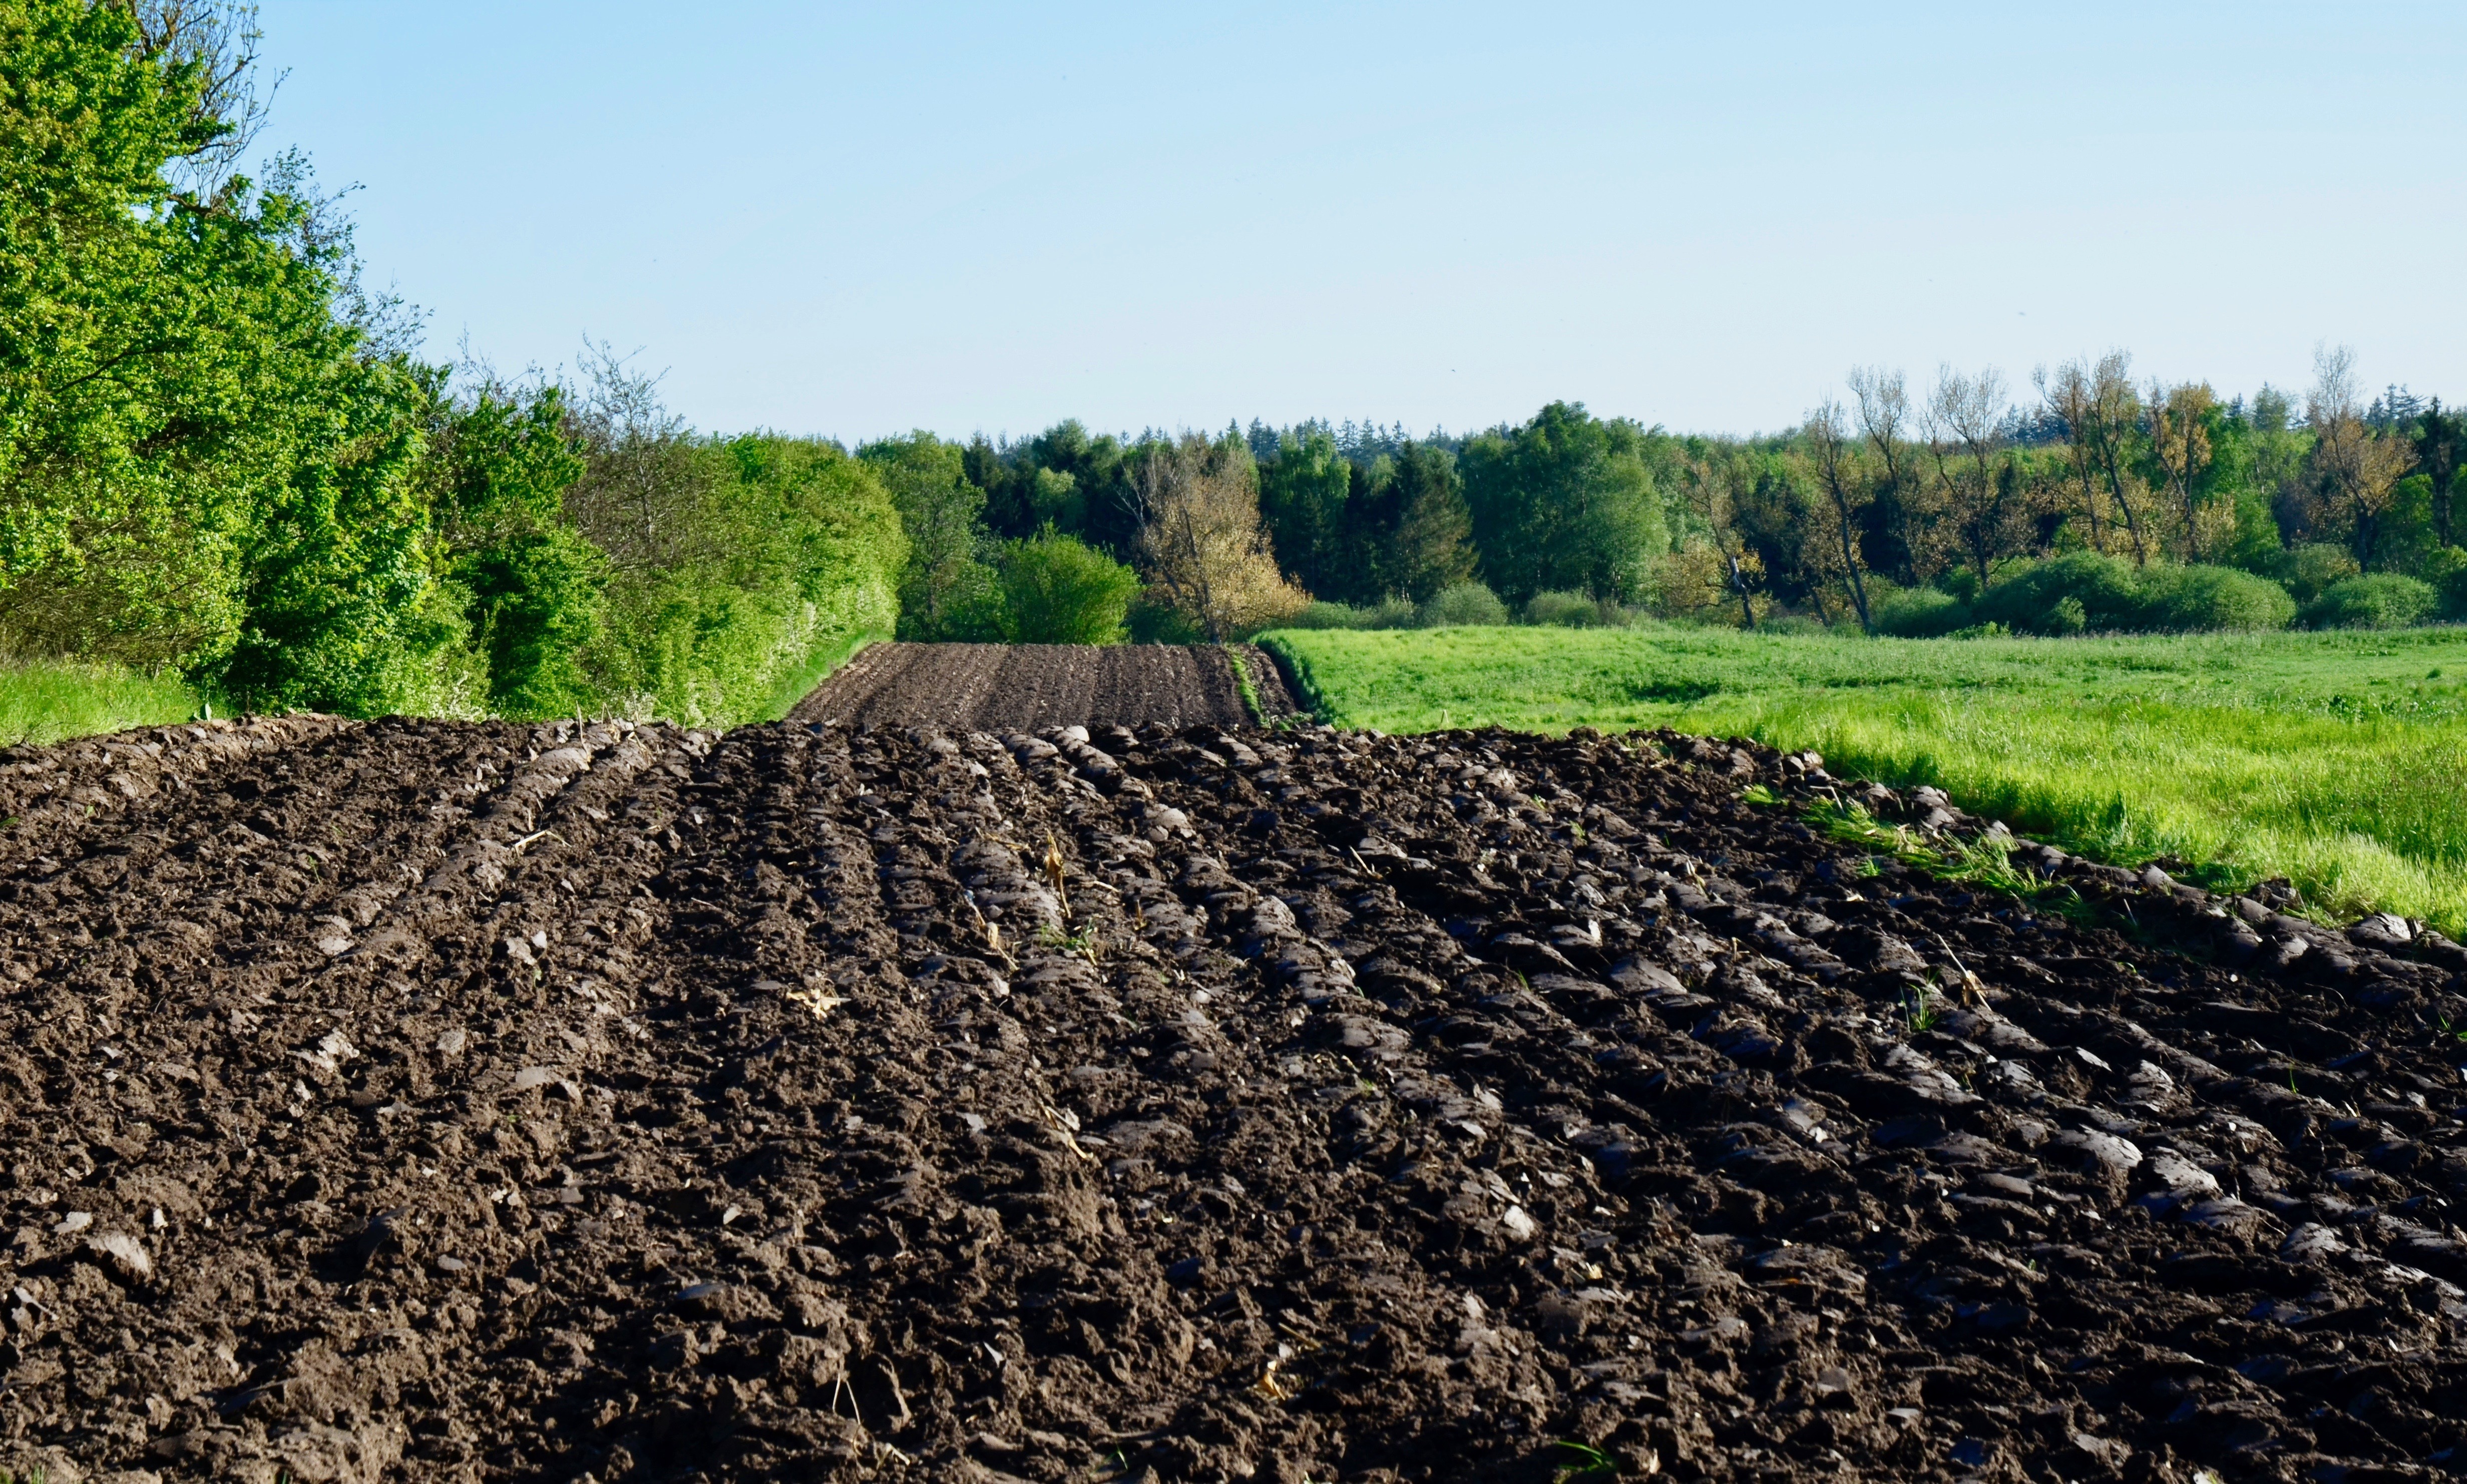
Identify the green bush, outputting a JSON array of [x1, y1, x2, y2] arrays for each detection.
[[2424, 547, 2467, 621], [1975, 552, 2144, 634], [2301, 574, 2438, 630], [461, 525, 608, 717], [1524, 590, 1605, 628], [583, 437, 903, 726], [1127, 590, 1205, 644], [2262, 544, 2362, 606], [1286, 601, 1368, 630], [997, 532, 1140, 644], [1872, 587, 1971, 638], [1962, 553, 2293, 636], [1285, 597, 1423, 631], [1419, 582, 1509, 627], [2131, 564, 2297, 633]]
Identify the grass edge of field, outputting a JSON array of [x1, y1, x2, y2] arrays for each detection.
[[1259, 626, 2467, 937], [0, 660, 200, 747]]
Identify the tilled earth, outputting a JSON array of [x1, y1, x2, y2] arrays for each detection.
[[0, 715, 2464, 1483], [787, 644, 1294, 731]]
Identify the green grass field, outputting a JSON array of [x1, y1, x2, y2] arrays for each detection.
[[0, 660, 199, 747], [1262, 624, 2467, 936]]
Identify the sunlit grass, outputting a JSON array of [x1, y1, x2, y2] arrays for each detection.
[[0, 660, 199, 746], [1263, 624, 2467, 935]]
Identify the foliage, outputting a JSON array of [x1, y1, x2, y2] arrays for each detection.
[[1525, 590, 1607, 628], [2259, 542, 2362, 604], [1946, 553, 2293, 636], [582, 436, 903, 726], [1257, 431, 1475, 606], [2132, 563, 2298, 634], [1264, 623, 2467, 934], [1459, 402, 1669, 605], [1129, 432, 1309, 640], [2432, 547, 2467, 621], [996, 531, 1139, 644], [2301, 574, 2438, 631], [0, 1, 440, 710], [1870, 585, 1970, 638], [421, 380, 601, 717], [860, 430, 1001, 642], [1419, 582, 1509, 628]]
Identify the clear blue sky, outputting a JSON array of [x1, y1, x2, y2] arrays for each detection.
[[257, 2, 2466, 443]]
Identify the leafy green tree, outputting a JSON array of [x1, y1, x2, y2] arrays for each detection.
[[581, 434, 904, 726], [998, 530, 1139, 644], [1257, 426, 1352, 599], [966, 420, 1141, 559], [2413, 398, 2460, 550], [419, 380, 602, 717], [0, 0, 439, 712], [1459, 402, 1669, 605], [1382, 441, 1477, 603], [860, 430, 1001, 640], [455, 526, 606, 717]]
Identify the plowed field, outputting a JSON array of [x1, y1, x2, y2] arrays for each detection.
[[0, 711, 2463, 1483], [788, 644, 1295, 731]]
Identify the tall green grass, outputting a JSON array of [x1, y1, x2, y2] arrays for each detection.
[[0, 661, 199, 746], [1263, 624, 2467, 935]]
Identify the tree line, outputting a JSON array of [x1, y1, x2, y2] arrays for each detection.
[[887, 346, 2465, 645]]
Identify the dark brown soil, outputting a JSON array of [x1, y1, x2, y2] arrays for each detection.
[[788, 644, 1296, 731], [0, 713, 2463, 1484]]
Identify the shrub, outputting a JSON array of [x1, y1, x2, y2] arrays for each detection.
[[1360, 596, 1420, 629], [1127, 590, 1204, 644], [1872, 587, 1971, 638], [2263, 544, 2362, 605], [1418, 582, 1509, 627], [1524, 590, 1604, 628], [1957, 553, 2292, 636], [997, 533, 1141, 644], [2301, 574, 2438, 630], [1286, 601, 1368, 630], [1974, 552, 2144, 634], [461, 525, 609, 718], [582, 437, 904, 726], [2423, 547, 2467, 621], [2131, 564, 2296, 633]]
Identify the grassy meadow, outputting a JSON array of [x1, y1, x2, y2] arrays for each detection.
[[0, 661, 199, 747], [1262, 624, 2467, 936]]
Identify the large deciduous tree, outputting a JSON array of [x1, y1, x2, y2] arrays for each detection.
[[1457, 401, 1667, 606], [1802, 400, 1875, 632], [1128, 432, 1307, 640], [859, 430, 1000, 641], [1923, 364, 2014, 587], [2306, 344, 2412, 568]]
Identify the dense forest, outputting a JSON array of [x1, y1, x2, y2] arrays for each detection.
[[6, 1, 2461, 730]]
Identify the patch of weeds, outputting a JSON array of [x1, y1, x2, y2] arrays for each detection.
[[1549, 1440, 1618, 1480], [1900, 982, 1944, 1036], [1738, 783, 1782, 807], [1222, 645, 1301, 731], [1034, 920, 1101, 965], [1808, 797, 2092, 923]]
